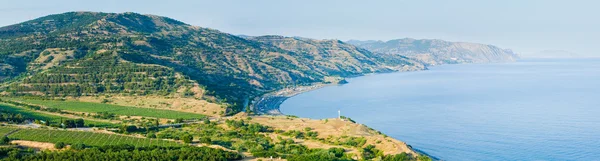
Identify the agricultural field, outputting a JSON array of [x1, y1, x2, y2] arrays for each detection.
[[6, 128, 181, 147], [0, 126, 17, 136], [7, 98, 205, 120], [0, 103, 114, 127]]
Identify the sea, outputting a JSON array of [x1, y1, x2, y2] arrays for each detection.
[[280, 59, 600, 161]]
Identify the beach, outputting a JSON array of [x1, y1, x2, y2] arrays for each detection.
[[251, 83, 333, 115]]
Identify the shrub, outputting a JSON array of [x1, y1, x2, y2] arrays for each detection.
[[182, 135, 193, 143], [199, 137, 211, 144], [71, 143, 86, 150], [54, 142, 66, 149], [147, 133, 157, 138], [0, 136, 10, 145]]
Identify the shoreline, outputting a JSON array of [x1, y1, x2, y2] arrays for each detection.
[[250, 82, 439, 160], [250, 74, 440, 160], [251, 83, 335, 115]]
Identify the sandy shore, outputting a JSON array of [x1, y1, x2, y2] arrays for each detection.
[[251, 83, 334, 115]]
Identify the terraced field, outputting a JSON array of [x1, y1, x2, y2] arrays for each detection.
[[0, 103, 114, 127], [8, 98, 205, 119], [7, 128, 181, 147], [0, 127, 18, 136]]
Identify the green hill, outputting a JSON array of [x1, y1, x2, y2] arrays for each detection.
[[0, 12, 423, 113]]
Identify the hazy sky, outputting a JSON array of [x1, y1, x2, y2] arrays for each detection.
[[1, 0, 598, 56]]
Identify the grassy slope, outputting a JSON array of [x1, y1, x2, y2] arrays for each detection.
[[8, 98, 205, 120], [0, 103, 113, 127]]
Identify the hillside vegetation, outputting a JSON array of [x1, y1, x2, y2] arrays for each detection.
[[0, 12, 423, 113]]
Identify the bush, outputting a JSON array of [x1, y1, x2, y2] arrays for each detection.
[[147, 133, 156, 138], [182, 135, 193, 143], [54, 142, 66, 149], [0, 136, 10, 145], [71, 143, 86, 150], [328, 147, 345, 157], [199, 137, 211, 144]]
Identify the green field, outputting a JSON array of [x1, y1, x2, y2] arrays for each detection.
[[8, 98, 205, 120], [0, 126, 18, 136], [6, 128, 181, 147], [0, 103, 115, 127]]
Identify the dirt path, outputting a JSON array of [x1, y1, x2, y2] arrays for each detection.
[[10, 140, 57, 151]]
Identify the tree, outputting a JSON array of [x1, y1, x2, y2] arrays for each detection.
[[361, 144, 382, 160], [147, 133, 156, 138], [54, 142, 66, 149], [182, 135, 193, 144], [75, 118, 85, 127], [0, 136, 10, 145], [120, 125, 138, 133]]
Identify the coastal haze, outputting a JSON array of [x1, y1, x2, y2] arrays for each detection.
[[281, 58, 600, 160]]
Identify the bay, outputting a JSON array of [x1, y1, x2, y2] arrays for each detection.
[[280, 59, 600, 161]]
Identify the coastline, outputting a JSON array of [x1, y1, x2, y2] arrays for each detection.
[[250, 81, 439, 160], [251, 83, 336, 115], [249, 66, 427, 115]]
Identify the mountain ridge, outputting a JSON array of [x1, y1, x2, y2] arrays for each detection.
[[347, 38, 518, 65]]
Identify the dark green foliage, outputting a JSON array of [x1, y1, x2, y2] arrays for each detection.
[[0, 147, 34, 160], [339, 116, 356, 123], [328, 147, 345, 158], [147, 132, 157, 138], [280, 129, 318, 139], [120, 125, 138, 133], [182, 135, 193, 144], [93, 112, 116, 119], [380, 152, 430, 161], [323, 136, 367, 148], [199, 137, 212, 144], [71, 143, 86, 150], [225, 120, 270, 133], [2, 144, 242, 161], [360, 145, 383, 160], [54, 142, 66, 149], [61, 118, 84, 128], [0, 136, 9, 145], [287, 149, 352, 161], [281, 130, 305, 139]]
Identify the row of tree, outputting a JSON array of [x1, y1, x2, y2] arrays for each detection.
[[0, 144, 242, 161]]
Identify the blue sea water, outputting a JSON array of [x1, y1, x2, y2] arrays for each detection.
[[280, 59, 600, 161]]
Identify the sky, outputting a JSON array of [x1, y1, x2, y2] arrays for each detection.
[[1, 0, 598, 56]]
